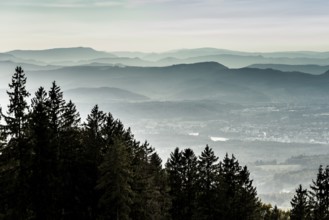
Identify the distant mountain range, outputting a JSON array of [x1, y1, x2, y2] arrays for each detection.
[[6, 47, 116, 63], [12, 62, 328, 105], [1, 47, 329, 107], [1, 47, 329, 69], [112, 48, 329, 60]]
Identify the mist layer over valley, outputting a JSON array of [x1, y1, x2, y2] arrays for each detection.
[[1, 47, 329, 208]]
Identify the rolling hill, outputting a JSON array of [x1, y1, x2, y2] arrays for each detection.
[[6, 47, 116, 64], [248, 64, 329, 75], [64, 87, 149, 103], [22, 62, 329, 104]]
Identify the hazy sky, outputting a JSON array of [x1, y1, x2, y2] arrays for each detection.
[[1, 0, 329, 52]]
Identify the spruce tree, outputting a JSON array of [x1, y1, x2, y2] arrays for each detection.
[[236, 165, 260, 219], [129, 140, 153, 220], [290, 184, 310, 220], [58, 100, 83, 219], [1, 66, 30, 138], [96, 138, 133, 220], [48, 81, 65, 133], [45, 82, 68, 217], [29, 87, 55, 219], [85, 105, 106, 141], [62, 100, 80, 129], [218, 153, 241, 219], [195, 145, 219, 220], [99, 112, 116, 155], [0, 66, 31, 219], [166, 147, 184, 220], [147, 152, 171, 220], [82, 105, 106, 218], [130, 141, 171, 220], [218, 154, 260, 220], [180, 148, 198, 220], [309, 165, 329, 219], [167, 147, 212, 220]]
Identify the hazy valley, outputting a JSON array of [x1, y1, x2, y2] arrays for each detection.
[[1, 47, 329, 209]]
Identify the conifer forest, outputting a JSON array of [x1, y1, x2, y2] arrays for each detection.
[[1, 67, 329, 220]]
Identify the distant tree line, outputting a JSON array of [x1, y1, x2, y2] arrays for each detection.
[[0, 67, 292, 219]]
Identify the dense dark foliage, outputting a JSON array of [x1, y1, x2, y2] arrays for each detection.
[[165, 147, 263, 220], [290, 165, 329, 220], [0, 67, 283, 219]]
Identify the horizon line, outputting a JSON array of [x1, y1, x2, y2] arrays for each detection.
[[2, 46, 329, 54]]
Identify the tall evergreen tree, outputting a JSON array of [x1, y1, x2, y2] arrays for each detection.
[[1, 66, 30, 138], [179, 148, 198, 220], [58, 100, 83, 219], [236, 165, 260, 219], [29, 87, 56, 219], [99, 112, 116, 155], [166, 147, 184, 220], [82, 105, 106, 218], [85, 105, 106, 142], [130, 140, 171, 220], [309, 165, 329, 219], [218, 153, 241, 219], [129, 141, 154, 220], [0, 66, 31, 219], [45, 82, 68, 217], [195, 145, 219, 220], [62, 100, 80, 129], [290, 184, 310, 220], [97, 138, 133, 220], [147, 152, 171, 220], [166, 148, 198, 219], [131, 140, 169, 220], [48, 81, 65, 133], [218, 154, 260, 220]]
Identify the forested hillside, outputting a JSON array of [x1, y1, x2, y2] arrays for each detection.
[[0, 67, 326, 220], [0, 67, 262, 219]]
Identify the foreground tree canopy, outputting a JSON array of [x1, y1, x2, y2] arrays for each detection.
[[0, 67, 306, 220], [290, 165, 329, 220]]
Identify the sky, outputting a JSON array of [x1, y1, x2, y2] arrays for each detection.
[[1, 0, 329, 52]]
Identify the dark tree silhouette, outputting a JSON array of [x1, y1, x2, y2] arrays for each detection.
[[290, 184, 310, 220], [0, 66, 31, 219], [217, 154, 260, 220], [196, 145, 219, 220]]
